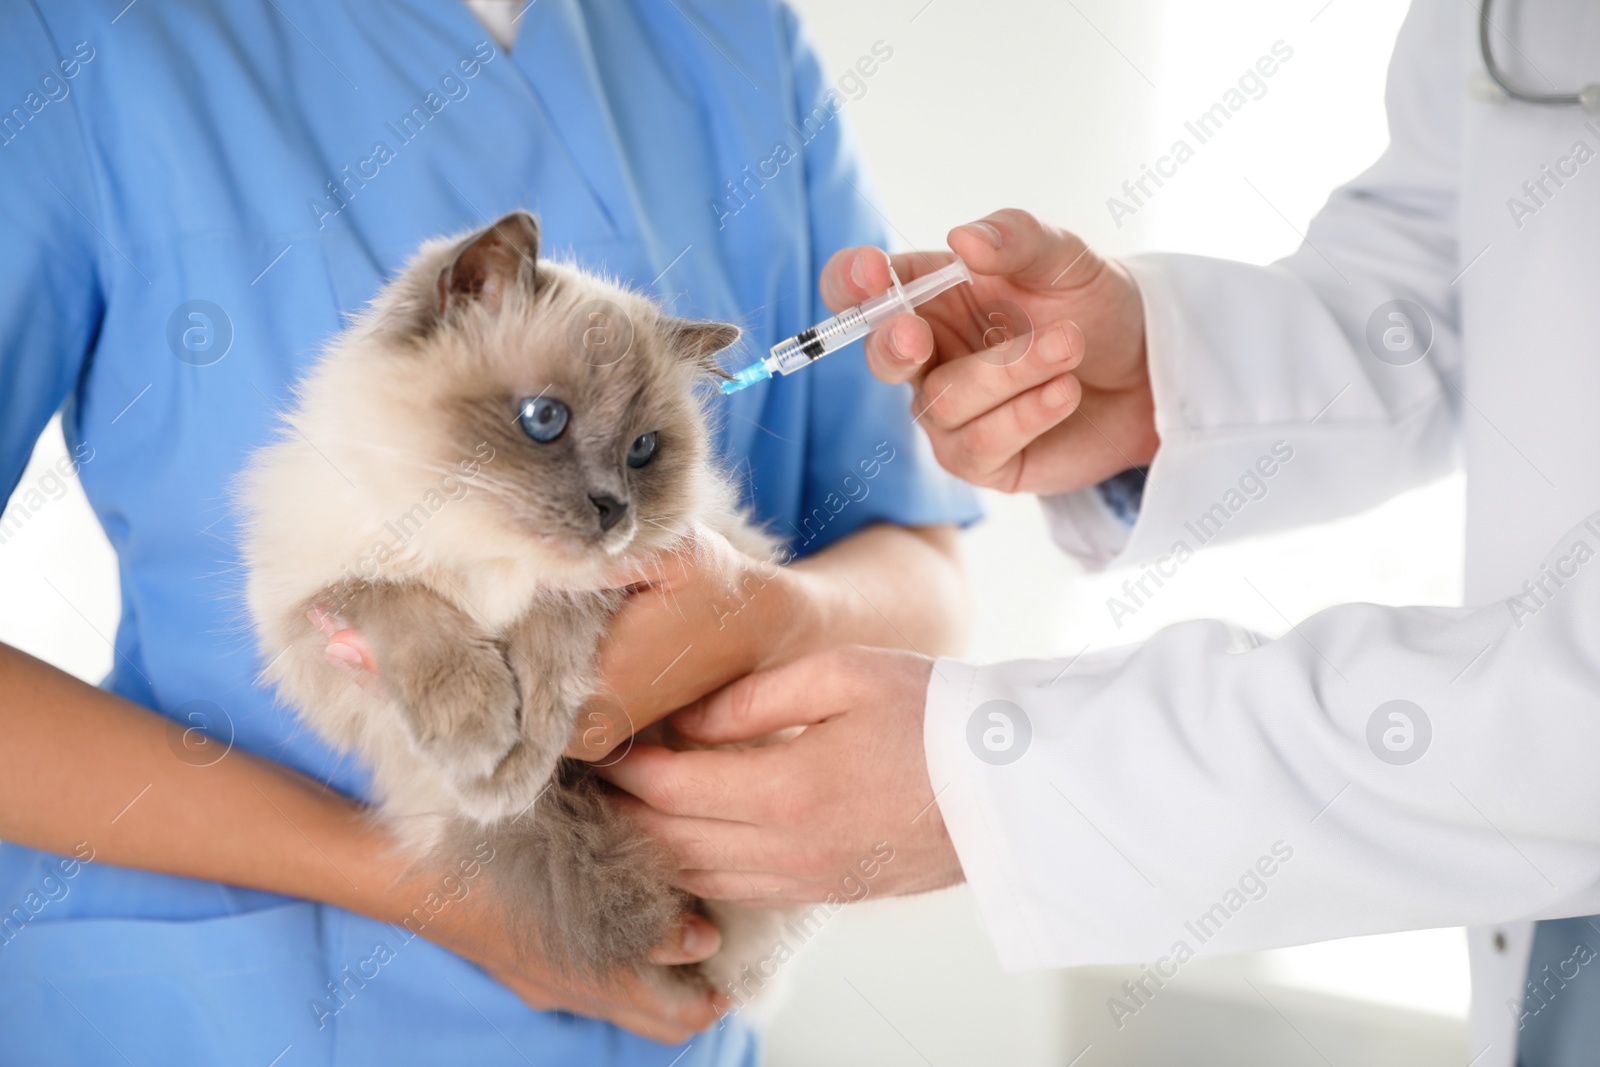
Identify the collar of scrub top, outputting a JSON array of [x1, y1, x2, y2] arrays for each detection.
[[389, 0, 645, 242], [461, 0, 521, 52], [1474, 0, 1600, 112], [498, 0, 643, 239], [442, 0, 750, 291]]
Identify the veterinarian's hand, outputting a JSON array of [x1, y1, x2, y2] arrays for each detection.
[[594, 646, 964, 902], [569, 523, 967, 764], [819, 208, 1156, 494], [566, 526, 802, 761]]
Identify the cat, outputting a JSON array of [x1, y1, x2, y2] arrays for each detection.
[[240, 210, 788, 993]]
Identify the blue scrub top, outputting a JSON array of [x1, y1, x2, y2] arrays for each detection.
[[0, 2, 978, 1063]]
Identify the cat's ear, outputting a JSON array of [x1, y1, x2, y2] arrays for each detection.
[[665, 319, 740, 379], [436, 211, 540, 317]]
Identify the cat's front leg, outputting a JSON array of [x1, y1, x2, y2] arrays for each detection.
[[443, 593, 619, 821], [318, 581, 522, 786]]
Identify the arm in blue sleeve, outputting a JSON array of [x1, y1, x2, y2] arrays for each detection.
[[777, 6, 981, 550], [0, 9, 103, 505]]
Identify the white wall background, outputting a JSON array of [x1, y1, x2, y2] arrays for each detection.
[[0, 0, 1475, 1063], [769, 0, 1471, 1063]]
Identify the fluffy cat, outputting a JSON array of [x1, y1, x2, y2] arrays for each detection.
[[240, 211, 786, 992]]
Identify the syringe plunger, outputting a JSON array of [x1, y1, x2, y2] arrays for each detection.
[[720, 257, 973, 395]]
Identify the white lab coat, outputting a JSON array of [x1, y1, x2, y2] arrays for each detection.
[[924, 2, 1600, 1063]]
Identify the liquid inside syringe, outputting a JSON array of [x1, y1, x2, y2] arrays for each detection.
[[721, 257, 973, 394]]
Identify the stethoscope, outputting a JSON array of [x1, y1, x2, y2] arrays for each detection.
[[1478, 0, 1600, 112]]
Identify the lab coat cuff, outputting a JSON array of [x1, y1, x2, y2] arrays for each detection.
[[923, 656, 1058, 971], [1087, 254, 1315, 567], [1035, 254, 1201, 572], [1036, 486, 1135, 572]]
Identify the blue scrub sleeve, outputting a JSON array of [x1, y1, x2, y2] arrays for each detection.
[[779, 8, 982, 551], [0, 10, 103, 505]]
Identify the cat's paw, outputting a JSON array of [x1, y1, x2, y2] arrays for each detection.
[[395, 641, 523, 785], [447, 739, 564, 823]]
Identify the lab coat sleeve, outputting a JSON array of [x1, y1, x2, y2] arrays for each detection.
[[0, 14, 103, 503], [1041, 0, 1463, 571], [927, 508, 1600, 970]]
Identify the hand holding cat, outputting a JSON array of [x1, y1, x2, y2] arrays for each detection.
[[363, 852, 729, 1045], [596, 646, 965, 903], [417, 901, 728, 1044], [565, 525, 815, 762], [819, 208, 1157, 495]]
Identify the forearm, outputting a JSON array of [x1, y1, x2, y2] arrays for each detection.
[[783, 522, 969, 661], [0, 642, 415, 923], [928, 513, 1600, 969]]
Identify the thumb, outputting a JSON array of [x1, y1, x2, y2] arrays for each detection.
[[671, 649, 853, 744], [647, 912, 722, 966], [948, 208, 1100, 292]]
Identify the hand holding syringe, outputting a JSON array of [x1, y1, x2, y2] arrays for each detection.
[[721, 258, 976, 393], [744, 212, 1153, 497]]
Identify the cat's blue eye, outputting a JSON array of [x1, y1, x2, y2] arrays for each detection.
[[519, 396, 569, 443], [626, 431, 658, 469]]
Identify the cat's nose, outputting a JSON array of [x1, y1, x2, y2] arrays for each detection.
[[588, 493, 629, 532]]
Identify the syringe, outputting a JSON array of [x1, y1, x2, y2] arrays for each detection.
[[721, 257, 974, 394]]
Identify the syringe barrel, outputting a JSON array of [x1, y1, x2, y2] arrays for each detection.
[[766, 257, 972, 377], [769, 304, 869, 375]]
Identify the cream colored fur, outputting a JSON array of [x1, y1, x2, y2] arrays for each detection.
[[240, 212, 794, 995]]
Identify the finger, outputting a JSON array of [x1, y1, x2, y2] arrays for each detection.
[[820, 245, 967, 312], [915, 321, 1085, 431], [1007, 390, 1159, 495], [676, 869, 816, 904], [861, 312, 935, 385], [947, 208, 1102, 292], [612, 793, 794, 873], [670, 650, 855, 743], [819, 245, 893, 311], [927, 373, 1083, 491], [564, 696, 641, 761], [593, 977, 723, 1040], [496, 965, 721, 1044], [646, 911, 723, 966], [563, 972, 722, 1041], [594, 743, 769, 821]]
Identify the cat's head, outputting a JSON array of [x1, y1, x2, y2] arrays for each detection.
[[335, 211, 739, 584]]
